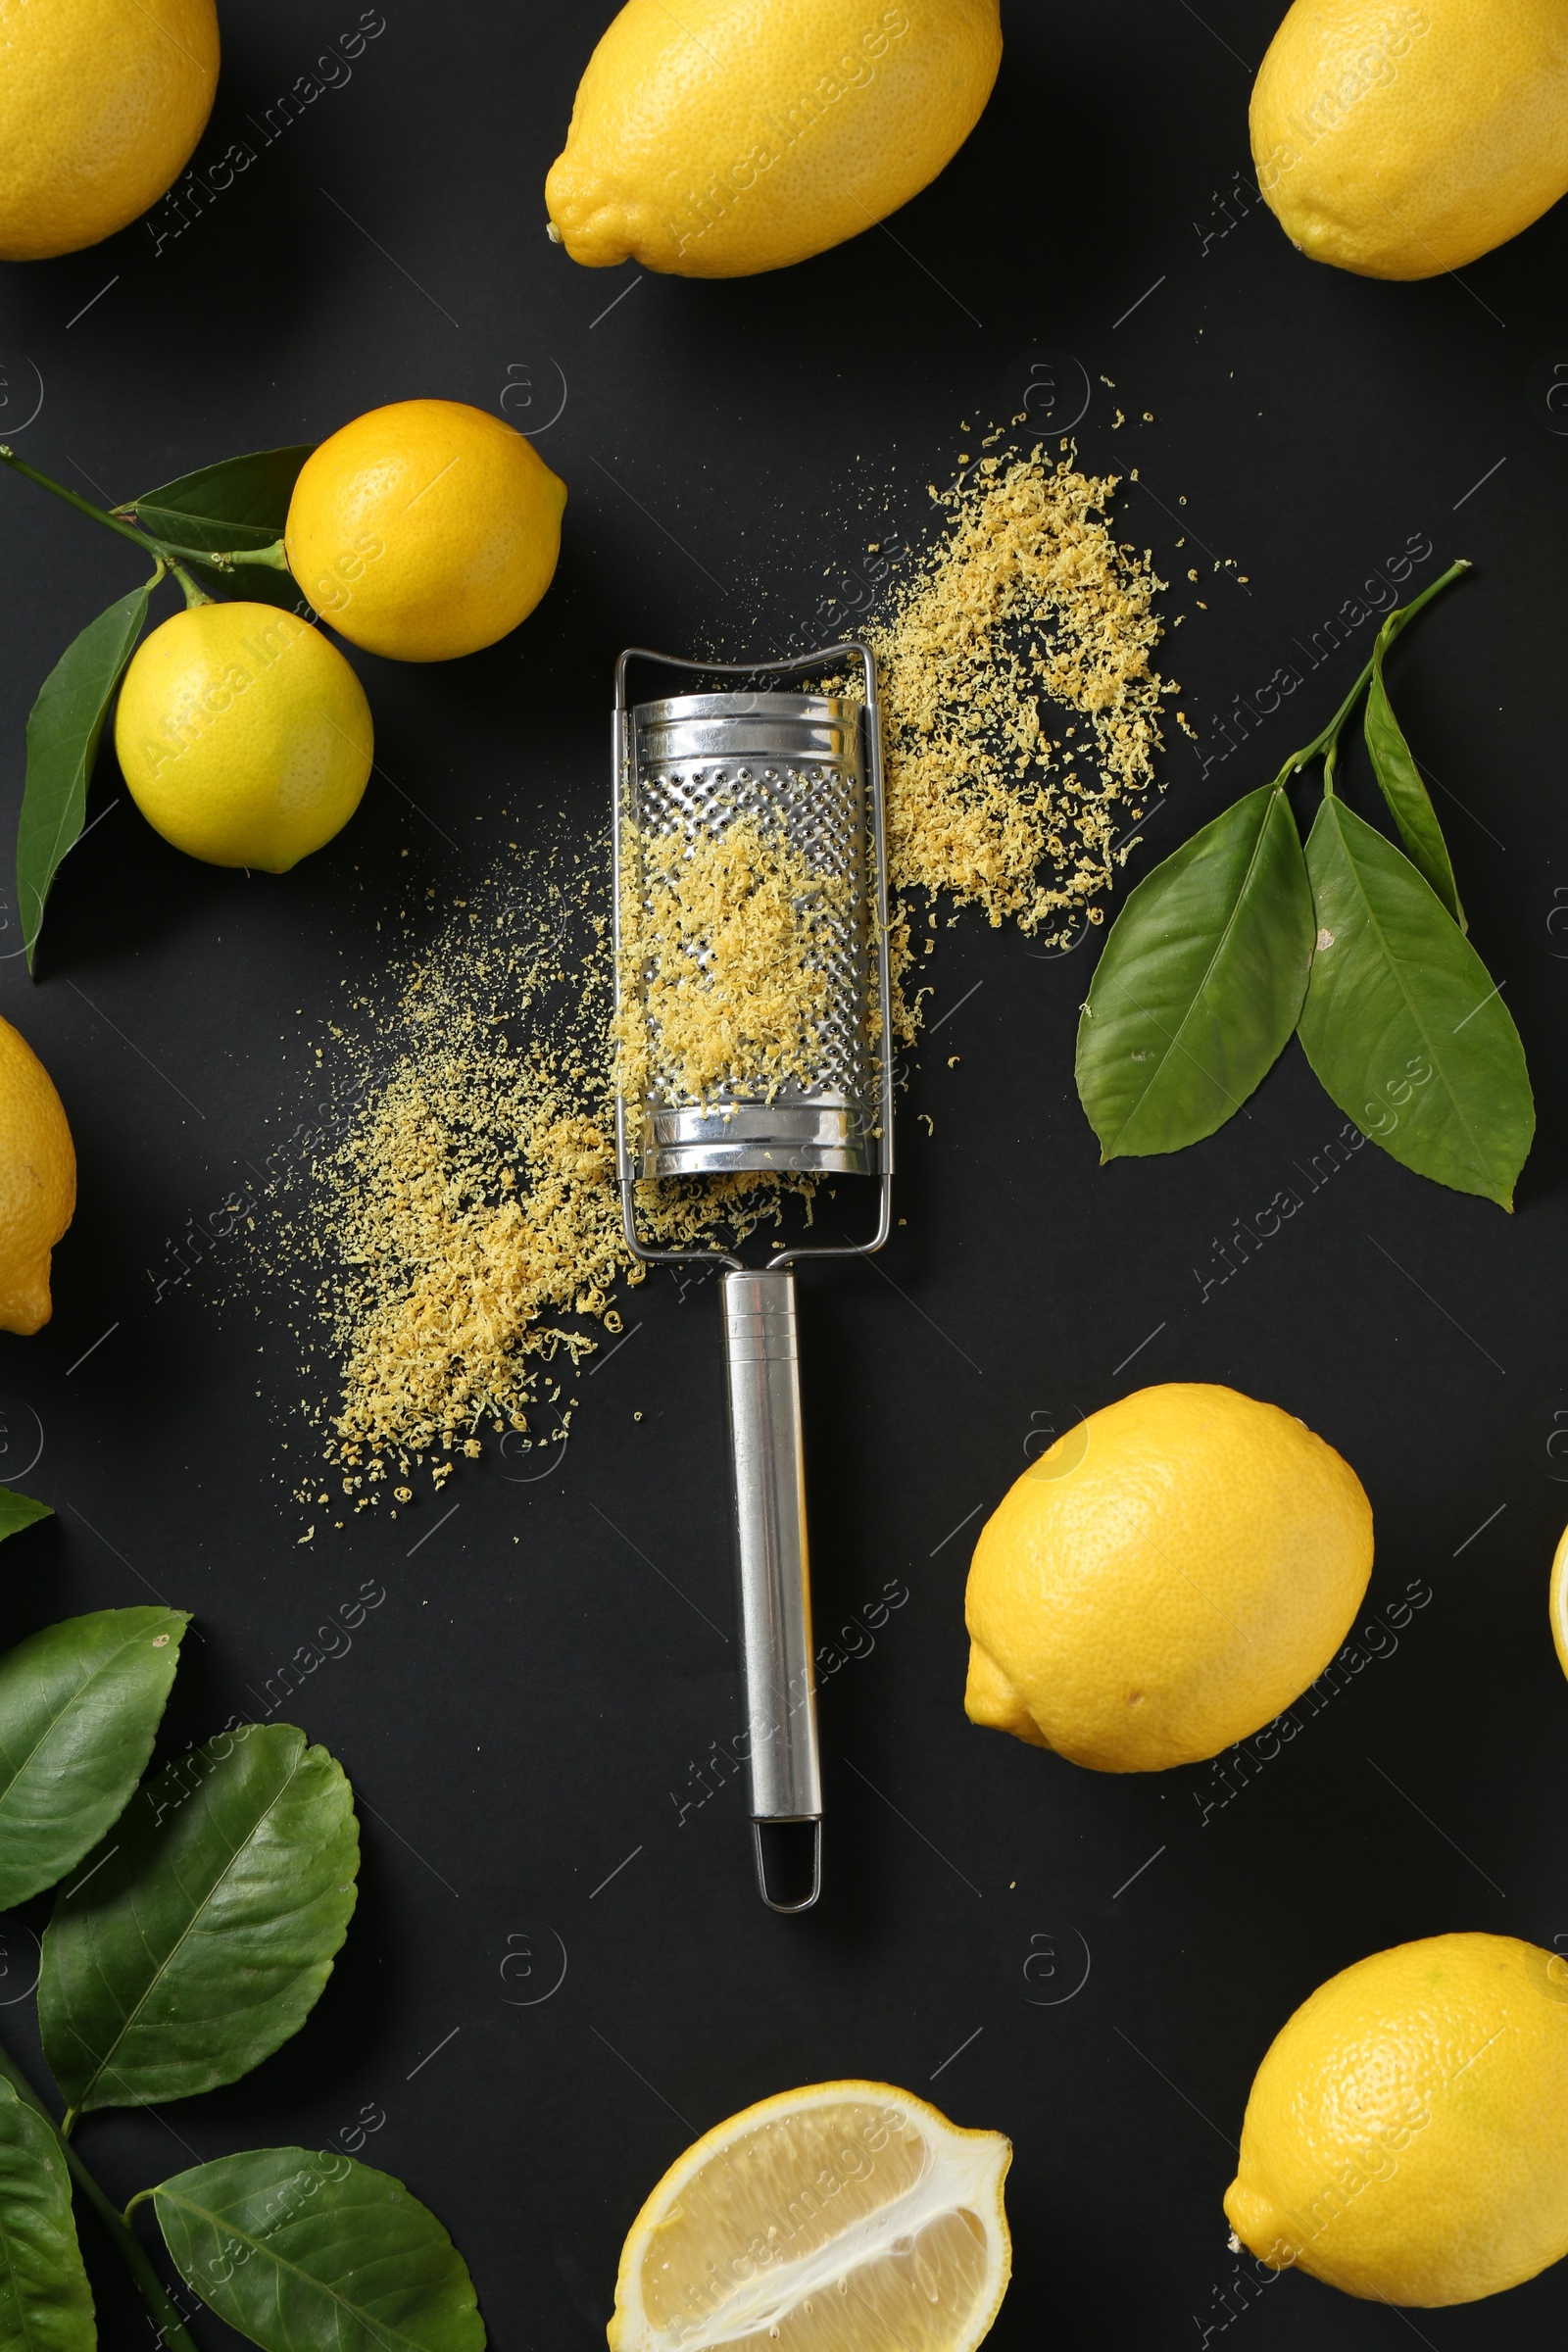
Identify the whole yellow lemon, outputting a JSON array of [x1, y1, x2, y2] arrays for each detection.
[[0, 1017, 74, 1336], [114, 604, 372, 871], [0, 0, 219, 263], [963, 1383, 1372, 1770], [1548, 1519, 1568, 1679], [1250, 0, 1568, 278], [284, 401, 566, 663], [1226, 1934, 1568, 2305], [545, 0, 1002, 276]]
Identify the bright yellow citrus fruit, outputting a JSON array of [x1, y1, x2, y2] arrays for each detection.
[[1250, 0, 1568, 278], [1548, 1521, 1568, 1679], [963, 1383, 1372, 1770], [545, 0, 1003, 277], [0, 1018, 74, 1336], [0, 0, 219, 262], [1226, 1933, 1568, 2305], [284, 400, 566, 663], [609, 2080, 1010, 2352], [114, 603, 372, 872]]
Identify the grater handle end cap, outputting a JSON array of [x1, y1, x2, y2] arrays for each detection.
[[752, 1817, 822, 1914]]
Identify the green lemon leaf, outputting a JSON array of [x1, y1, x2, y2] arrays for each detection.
[[1298, 798, 1533, 1207], [1075, 782, 1314, 1156], [17, 584, 152, 972], [152, 2147, 484, 2352], [119, 446, 315, 555], [1364, 663, 1464, 930], [0, 1607, 186, 1910], [40, 1724, 358, 2114], [0, 1490, 50, 1543], [0, 2080, 94, 2350]]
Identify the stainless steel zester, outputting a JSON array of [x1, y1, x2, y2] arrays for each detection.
[[611, 643, 895, 1914]]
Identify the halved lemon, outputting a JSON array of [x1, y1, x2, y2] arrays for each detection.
[[608, 2079, 1011, 2352]]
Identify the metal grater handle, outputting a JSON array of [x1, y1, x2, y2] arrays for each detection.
[[720, 1269, 822, 1912]]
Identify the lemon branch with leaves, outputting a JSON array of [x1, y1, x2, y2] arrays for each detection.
[[0, 440, 316, 971], [0, 446, 291, 594], [4, 406, 564, 973], [1, 450, 204, 605], [1074, 560, 1534, 1209]]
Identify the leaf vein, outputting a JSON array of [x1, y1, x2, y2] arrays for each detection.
[[1323, 802, 1492, 1181], [71, 1741, 316, 2109]]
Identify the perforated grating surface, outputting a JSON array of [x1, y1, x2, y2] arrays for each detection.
[[624, 756, 874, 1109]]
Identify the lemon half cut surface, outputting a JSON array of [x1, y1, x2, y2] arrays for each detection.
[[609, 2080, 1011, 2352]]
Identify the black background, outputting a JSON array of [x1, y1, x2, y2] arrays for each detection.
[[1, 0, 1567, 2344]]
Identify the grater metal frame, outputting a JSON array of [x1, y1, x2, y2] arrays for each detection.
[[610, 641, 896, 1915], [611, 641, 895, 1276]]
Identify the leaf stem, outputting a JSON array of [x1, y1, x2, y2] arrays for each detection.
[[1280, 560, 1471, 785], [0, 445, 165, 560], [0, 446, 288, 584], [0, 2044, 202, 2352]]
